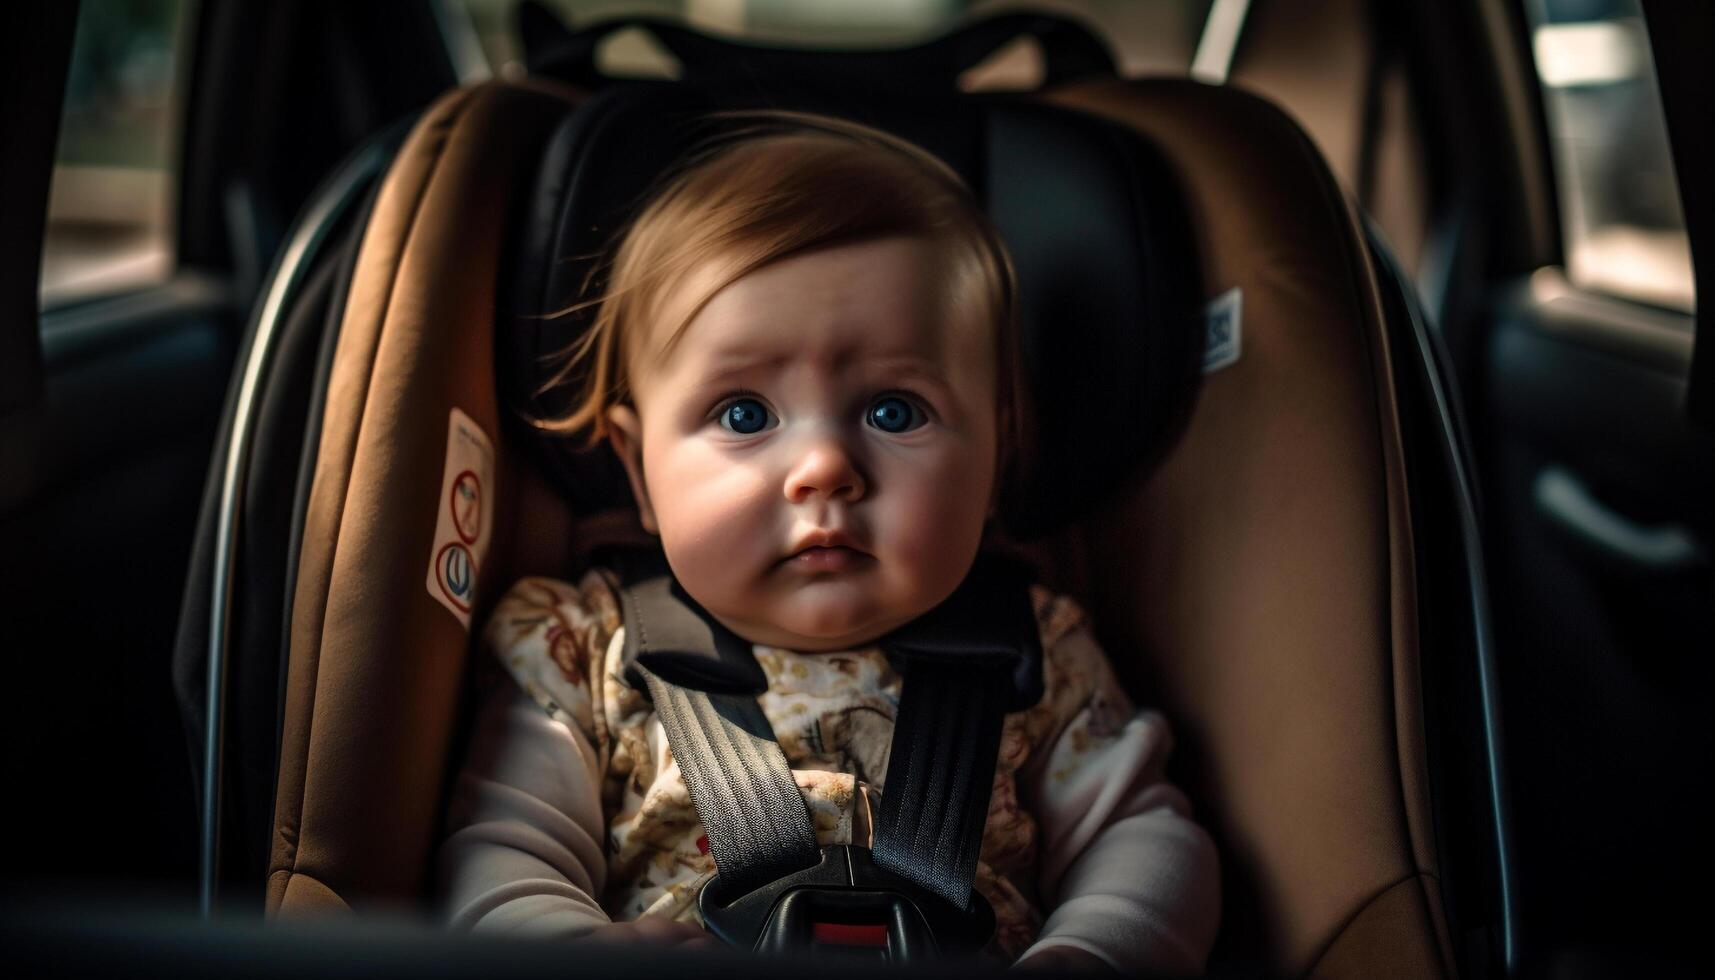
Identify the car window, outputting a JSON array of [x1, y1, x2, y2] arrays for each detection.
[[1524, 0, 1694, 313], [39, 0, 190, 309], [452, 0, 1212, 87]]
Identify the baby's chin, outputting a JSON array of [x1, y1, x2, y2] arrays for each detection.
[[709, 592, 927, 653]]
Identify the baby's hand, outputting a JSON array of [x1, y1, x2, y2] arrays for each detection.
[[580, 917, 722, 949], [1013, 945, 1116, 974]]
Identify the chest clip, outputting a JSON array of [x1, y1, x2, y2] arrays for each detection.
[[698, 844, 996, 962]]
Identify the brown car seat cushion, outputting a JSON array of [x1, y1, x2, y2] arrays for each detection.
[[270, 78, 582, 913], [1041, 77, 1452, 978], [271, 74, 1451, 979]]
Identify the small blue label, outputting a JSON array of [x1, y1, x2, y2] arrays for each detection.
[[1203, 287, 1243, 374]]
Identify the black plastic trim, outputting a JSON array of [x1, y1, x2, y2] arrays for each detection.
[[198, 130, 400, 915], [1369, 224, 1518, 975]]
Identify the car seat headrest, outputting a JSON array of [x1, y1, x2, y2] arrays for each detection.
[[503, 81, 1203, 539]]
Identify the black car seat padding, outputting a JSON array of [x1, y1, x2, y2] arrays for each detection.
[[504, 82, 1203, 538]]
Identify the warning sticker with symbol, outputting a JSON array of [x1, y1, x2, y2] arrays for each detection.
[[426, 407, 494, 628]]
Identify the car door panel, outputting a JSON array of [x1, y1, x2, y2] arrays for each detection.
[[1482, 286, 1711, 955], [1, 282, 236, 884]]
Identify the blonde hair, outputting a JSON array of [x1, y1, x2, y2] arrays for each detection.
[[538, 110, 1029, 488]]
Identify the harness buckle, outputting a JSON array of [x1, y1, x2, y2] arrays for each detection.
[[699, 845, 996, 962]]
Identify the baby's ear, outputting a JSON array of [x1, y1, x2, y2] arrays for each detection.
[[605, 405, 658, 534]]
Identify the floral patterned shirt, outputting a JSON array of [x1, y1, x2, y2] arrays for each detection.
[[439, 570, 1220, 972]]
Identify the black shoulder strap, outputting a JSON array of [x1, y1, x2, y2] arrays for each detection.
[[614, 548, 769, 696], [613, 548, 819, 895], [639, 675, 822, 898], [872, 555, 1040, 908]]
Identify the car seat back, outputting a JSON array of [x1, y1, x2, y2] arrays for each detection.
[[1044, 78, 1455, 975], [178, 17, 1509, 977]]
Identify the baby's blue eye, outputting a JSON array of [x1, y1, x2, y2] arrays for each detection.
[[868, 396, 923, 434], [720, 398, 770, 435]]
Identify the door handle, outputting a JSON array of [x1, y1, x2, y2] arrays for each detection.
[[1532, 466, 1708, 573]]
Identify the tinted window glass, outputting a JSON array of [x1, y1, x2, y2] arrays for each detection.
[[1525, 0, 1694, 312], [40, 0, 189, 308]]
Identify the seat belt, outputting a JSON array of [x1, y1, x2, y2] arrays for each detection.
[[612, 548, 820, 900], [869, 554, 1041, 910], [639, 680, 822, 898], [613, 549, 1042, 958]]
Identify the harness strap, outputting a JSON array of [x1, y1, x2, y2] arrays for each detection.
[[640, 671, 822, 898], [872, 658, 1011, 908], [866, 556, 1042, 907], [616, 550, 769, 697], [612, 549, 1042, 917]]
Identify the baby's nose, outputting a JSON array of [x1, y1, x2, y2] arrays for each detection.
[[784, 436, 866, 504]]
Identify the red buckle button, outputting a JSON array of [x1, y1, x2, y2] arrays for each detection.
[[811, 922, 889, 947]]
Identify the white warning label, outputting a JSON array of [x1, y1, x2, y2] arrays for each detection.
[[1202, 287, 1243, 374], [426, 407, 494, 628]]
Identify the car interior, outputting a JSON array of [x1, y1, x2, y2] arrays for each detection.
[[2, 2, 1708, 978]]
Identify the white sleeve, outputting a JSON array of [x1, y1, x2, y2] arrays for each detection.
[[1015, 629, 1222, 975], [437, 669, 612, 937]]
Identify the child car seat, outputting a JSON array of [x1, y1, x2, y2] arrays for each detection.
[[174, 12, 1512, 978]]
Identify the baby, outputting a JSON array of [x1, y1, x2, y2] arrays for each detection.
[[438, 111, 1220, 974]]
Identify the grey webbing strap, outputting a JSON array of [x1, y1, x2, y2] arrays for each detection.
[[640, 668, 821, 897], [871, 658, 1012, 909]]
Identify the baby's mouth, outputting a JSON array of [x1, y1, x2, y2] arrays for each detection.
[[780, 528, 872, 572], [784, 545, 870, 573]]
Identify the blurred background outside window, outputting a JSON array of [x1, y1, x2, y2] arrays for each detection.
[[1525, 0, 1693, 313], [450, 1, 1213, 86], [39, 0, 188, 309], [37, 1, 1693, 317]]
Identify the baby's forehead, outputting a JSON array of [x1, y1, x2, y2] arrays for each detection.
[[646, 237, 994, 373]]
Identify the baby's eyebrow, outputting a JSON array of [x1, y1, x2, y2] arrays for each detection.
[[862, 356, 953, 387], [691, 349, 957, 393], [696, 352, 793, 385]]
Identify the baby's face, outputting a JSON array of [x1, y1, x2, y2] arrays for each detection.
[[608, 236, 998, 651]]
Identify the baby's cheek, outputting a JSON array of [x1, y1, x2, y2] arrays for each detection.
[[652, 462, 772, 572], [891, 474, 987, 592]]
